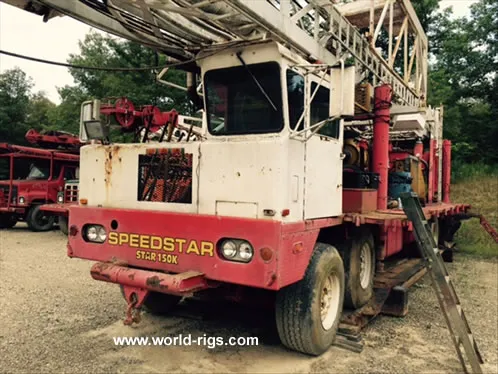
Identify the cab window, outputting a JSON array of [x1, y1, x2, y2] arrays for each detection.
[[287, 70, 305, 131], [205, 62, 283, 135], [64, 167, 76, 180], [310, 82, 339, 139]]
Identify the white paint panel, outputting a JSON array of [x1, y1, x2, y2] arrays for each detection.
[[79, 137, 305, 222], [304, 136, 343, 219], [79, 143, 199, 213], [199, 137, 305, 222], [393, 112, 426, 132], [330, 66, 356, 117], [216, 201, 258, 218]]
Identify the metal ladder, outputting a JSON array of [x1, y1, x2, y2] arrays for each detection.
[[400, 192, 484, 374]]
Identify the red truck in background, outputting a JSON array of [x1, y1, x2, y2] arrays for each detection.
[[41, 179, 79, 234], [0, 130, 81, 231]]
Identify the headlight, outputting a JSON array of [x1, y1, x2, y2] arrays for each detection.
[[218, 239, 254, 263], [221, 240, 237, 258], [18, 197, 25, 204], [57, 194, 64, 203], [84, 224, 107, 243], [239, 243, 253, 261]]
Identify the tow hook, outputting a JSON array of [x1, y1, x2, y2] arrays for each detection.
[[122, 286, 149, 326]]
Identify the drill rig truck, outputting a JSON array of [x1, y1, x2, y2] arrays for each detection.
[[0, 129, 80, 231], [3, 0, 486, 356]]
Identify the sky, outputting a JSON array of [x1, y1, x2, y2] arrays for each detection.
[[0, 0, 478, 104]]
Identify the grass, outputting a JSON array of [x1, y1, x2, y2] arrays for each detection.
[[451, 168, 498, 259]]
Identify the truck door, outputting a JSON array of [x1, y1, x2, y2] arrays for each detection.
[[304, 80, 343, 219]]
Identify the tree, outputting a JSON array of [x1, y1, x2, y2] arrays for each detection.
[[65, 32, 191, 120], [26, 92, 57, 131], [0, 68, 34, 144], [425, 0, 498, 164]]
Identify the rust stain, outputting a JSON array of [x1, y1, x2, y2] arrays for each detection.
[[128, 273, 135, 281], [90, 270, 111, 280], [146, 275, 169, 290]]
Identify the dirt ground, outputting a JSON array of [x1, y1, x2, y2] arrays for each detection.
[[0, 225, 497, 374]]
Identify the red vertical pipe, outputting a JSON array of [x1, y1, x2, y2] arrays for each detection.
[[8, 154, 14, 207], [442, 140, 452, 203], [433, 150, 439, 201], [373, 84, 392, 210], [428, 139, 436, 203]]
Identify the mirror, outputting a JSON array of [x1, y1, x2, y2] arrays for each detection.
[[79, 100, 107, 141]]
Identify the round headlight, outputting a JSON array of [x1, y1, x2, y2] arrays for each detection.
[[86, 226, 98, 241], [57, 195, 64, 203], [239, 242, 254, 261], [19, 197, 25, 204], [97, 226, 107, 242], [221, 240, 237, 258]]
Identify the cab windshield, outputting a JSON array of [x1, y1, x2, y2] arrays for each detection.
[[204, 62, 283, 135], [26, 163, 50, 180]]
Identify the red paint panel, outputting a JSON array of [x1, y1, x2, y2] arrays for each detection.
[[343, 189, 378, 213], [278, 229, 320, 287], [383, 223, 404, 257], [68, 206, 316, 290]]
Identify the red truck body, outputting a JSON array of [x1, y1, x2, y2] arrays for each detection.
[[0, 143, 79, 230]]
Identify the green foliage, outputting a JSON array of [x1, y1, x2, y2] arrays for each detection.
[[452, 162, 498, 183], [0, 67, 34, 144], [424, 0, 498, 165], [0, 32, 191, 143], [452, 172, 498, 258], [26, 92, 57, 131]]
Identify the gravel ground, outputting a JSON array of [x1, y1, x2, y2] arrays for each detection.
[[0, 225, 497, 373]]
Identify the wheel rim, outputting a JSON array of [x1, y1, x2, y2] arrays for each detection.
[[359, 242, 373, 290], [320, 273, 341, 330], [35, 211, 52, 226]]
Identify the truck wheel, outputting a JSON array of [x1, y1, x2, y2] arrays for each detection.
[[0, 214, 17, 229], [26, 205, 55, 232], [340, 228, 376, 309], [59, 216, 69, 235], [275, 242, 345, 356], [120, 286, 181, 315]]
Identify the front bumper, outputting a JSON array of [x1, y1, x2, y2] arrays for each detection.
[[0, 206, 26, 214], [90, 263, 210, 296], [68, 205, 297, 290], [40, 203, 74, 216]]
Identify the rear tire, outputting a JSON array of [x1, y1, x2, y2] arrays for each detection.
[[59, 216, 69, 235], [0, 214, 17, 229], [275, 242, 345, 356], [26, 205, 55, 232], [340, 228, 376, 309], [120, 286, 181, 315]]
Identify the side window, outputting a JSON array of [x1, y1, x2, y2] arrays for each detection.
[[64, 167, 76, 180], [287, 70, 304, 131], [310, 82, 339, 139], [53, 162, 62, 179]]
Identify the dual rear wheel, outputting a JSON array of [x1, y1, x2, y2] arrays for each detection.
[[275, 229, 376, 355]]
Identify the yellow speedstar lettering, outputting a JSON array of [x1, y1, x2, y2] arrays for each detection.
[[108, 232, 118, 245], [107, 232, 215, 265]]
